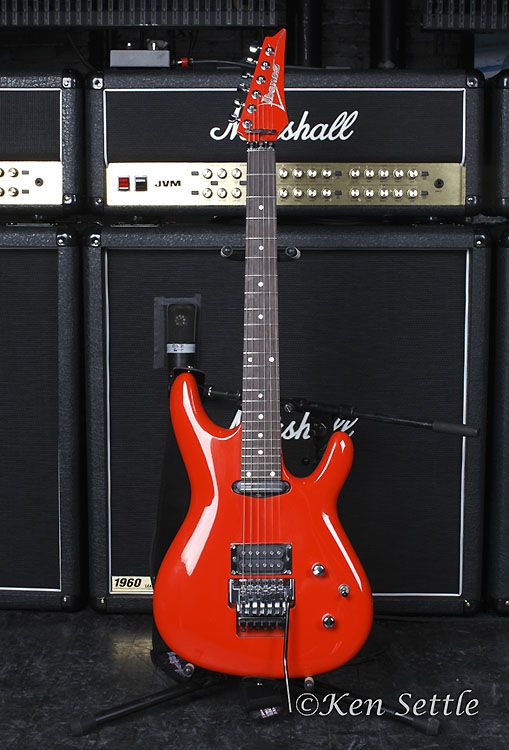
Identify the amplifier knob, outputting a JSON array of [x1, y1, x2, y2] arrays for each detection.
[[217, 168, 227, 179], [232, 168, 242, 179], [407, 169, 419, 179], [307, 168, 317, 178], [364, 188, 375, 199], [393, 168, 405, 179], [378, 168, 390, 179], [279, 188, 289, 198], [0, 168, 4, 177], [202, 168, 212, 179], [202, 188, 213, 198], [0, 187, 4, 197], [279, 168, 289, 178], [349, 168, 361, 179], [217, 188, 227, 198], [379, 188, 390, 199], [8, 187, 19, 197], [350, 188, 360, 199], [364, 169, 375, 179], [307, 188, 317, 198], [292, 168, 303, 179], [407, 188, 418, 199], [232, 188, 242, 198], [393, 188, 404, 199], [322, 188, 332, 198], [293, 188, 303, 198], [8, 167, 18, 178], [321, 168, 332, 178]]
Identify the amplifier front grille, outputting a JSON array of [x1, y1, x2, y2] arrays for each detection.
[[422, 0, 509, 31], [0, 0, 279, 27]]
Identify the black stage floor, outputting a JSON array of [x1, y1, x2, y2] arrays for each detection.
[[1, 608, 508, 750]]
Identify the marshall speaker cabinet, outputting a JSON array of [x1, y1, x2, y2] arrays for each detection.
[[0, 226, 82, 610], [84, 224, 489, 614], [487, 231, 509, 613], [86, 69, 484, 218], [0, 71, 82, 217]]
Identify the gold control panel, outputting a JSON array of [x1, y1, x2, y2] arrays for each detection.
[[0, 162, 63, 205], [106, 162, 465, 208]]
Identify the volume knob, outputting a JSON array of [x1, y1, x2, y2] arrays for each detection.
[[322, 614, 336, 629], [312, 563, 326, 577]]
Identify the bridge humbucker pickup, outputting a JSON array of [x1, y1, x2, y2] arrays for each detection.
[[230, 543, 292, 575]]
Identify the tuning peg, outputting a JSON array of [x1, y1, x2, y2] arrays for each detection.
[[246, 56, 257, 65], [237, 82, 249, 93], [249, 43, 261, 55], [233, 98, 244, 108], [241, 72, 253, 80]]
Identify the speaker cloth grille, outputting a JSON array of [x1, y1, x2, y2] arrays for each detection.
[[0, 90, 60, 161], [105, 243, 470, 596], [105, 88, 464, 164], [0, 249, 59, 590]]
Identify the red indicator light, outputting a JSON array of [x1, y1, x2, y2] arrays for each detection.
[[118, 177, 130, 191]]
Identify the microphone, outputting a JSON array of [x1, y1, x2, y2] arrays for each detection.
[[165, 303, 198, 373]]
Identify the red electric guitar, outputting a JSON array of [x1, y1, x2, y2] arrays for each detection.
[[154, 29, 373, 686]]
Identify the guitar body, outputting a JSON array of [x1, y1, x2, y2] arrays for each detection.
[[153, 373, 373, 678]]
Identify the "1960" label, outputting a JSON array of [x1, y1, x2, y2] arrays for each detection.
[[111, 576, 153, 593]]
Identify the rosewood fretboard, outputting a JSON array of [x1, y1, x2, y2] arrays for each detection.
[[240, 145, 281, 486]]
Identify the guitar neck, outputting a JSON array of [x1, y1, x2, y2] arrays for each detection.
[[241, 144, 281, 484]]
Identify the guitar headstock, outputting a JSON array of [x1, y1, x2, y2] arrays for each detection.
[[233, 29, 288, 143]]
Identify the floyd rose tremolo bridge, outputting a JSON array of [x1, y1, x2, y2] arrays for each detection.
[[105, 161, 465, 208]]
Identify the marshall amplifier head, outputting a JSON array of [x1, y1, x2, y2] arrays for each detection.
[[487, 71, 509, 216], [87, 69, 484, 218], [0, 71, 82, 217]]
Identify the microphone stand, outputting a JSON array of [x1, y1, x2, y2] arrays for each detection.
[[204, 384, 479, 439]]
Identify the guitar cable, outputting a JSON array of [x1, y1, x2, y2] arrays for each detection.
[[283, 598, 292, 713]]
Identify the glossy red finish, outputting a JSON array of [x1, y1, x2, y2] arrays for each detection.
[[154, 373, 373, 678], [238, 29, 288, 143]]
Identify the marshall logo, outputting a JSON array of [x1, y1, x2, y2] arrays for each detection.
[[155, 179, 181, 188], [210, 109, 358, 142], [228, 409, 358, 439]]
